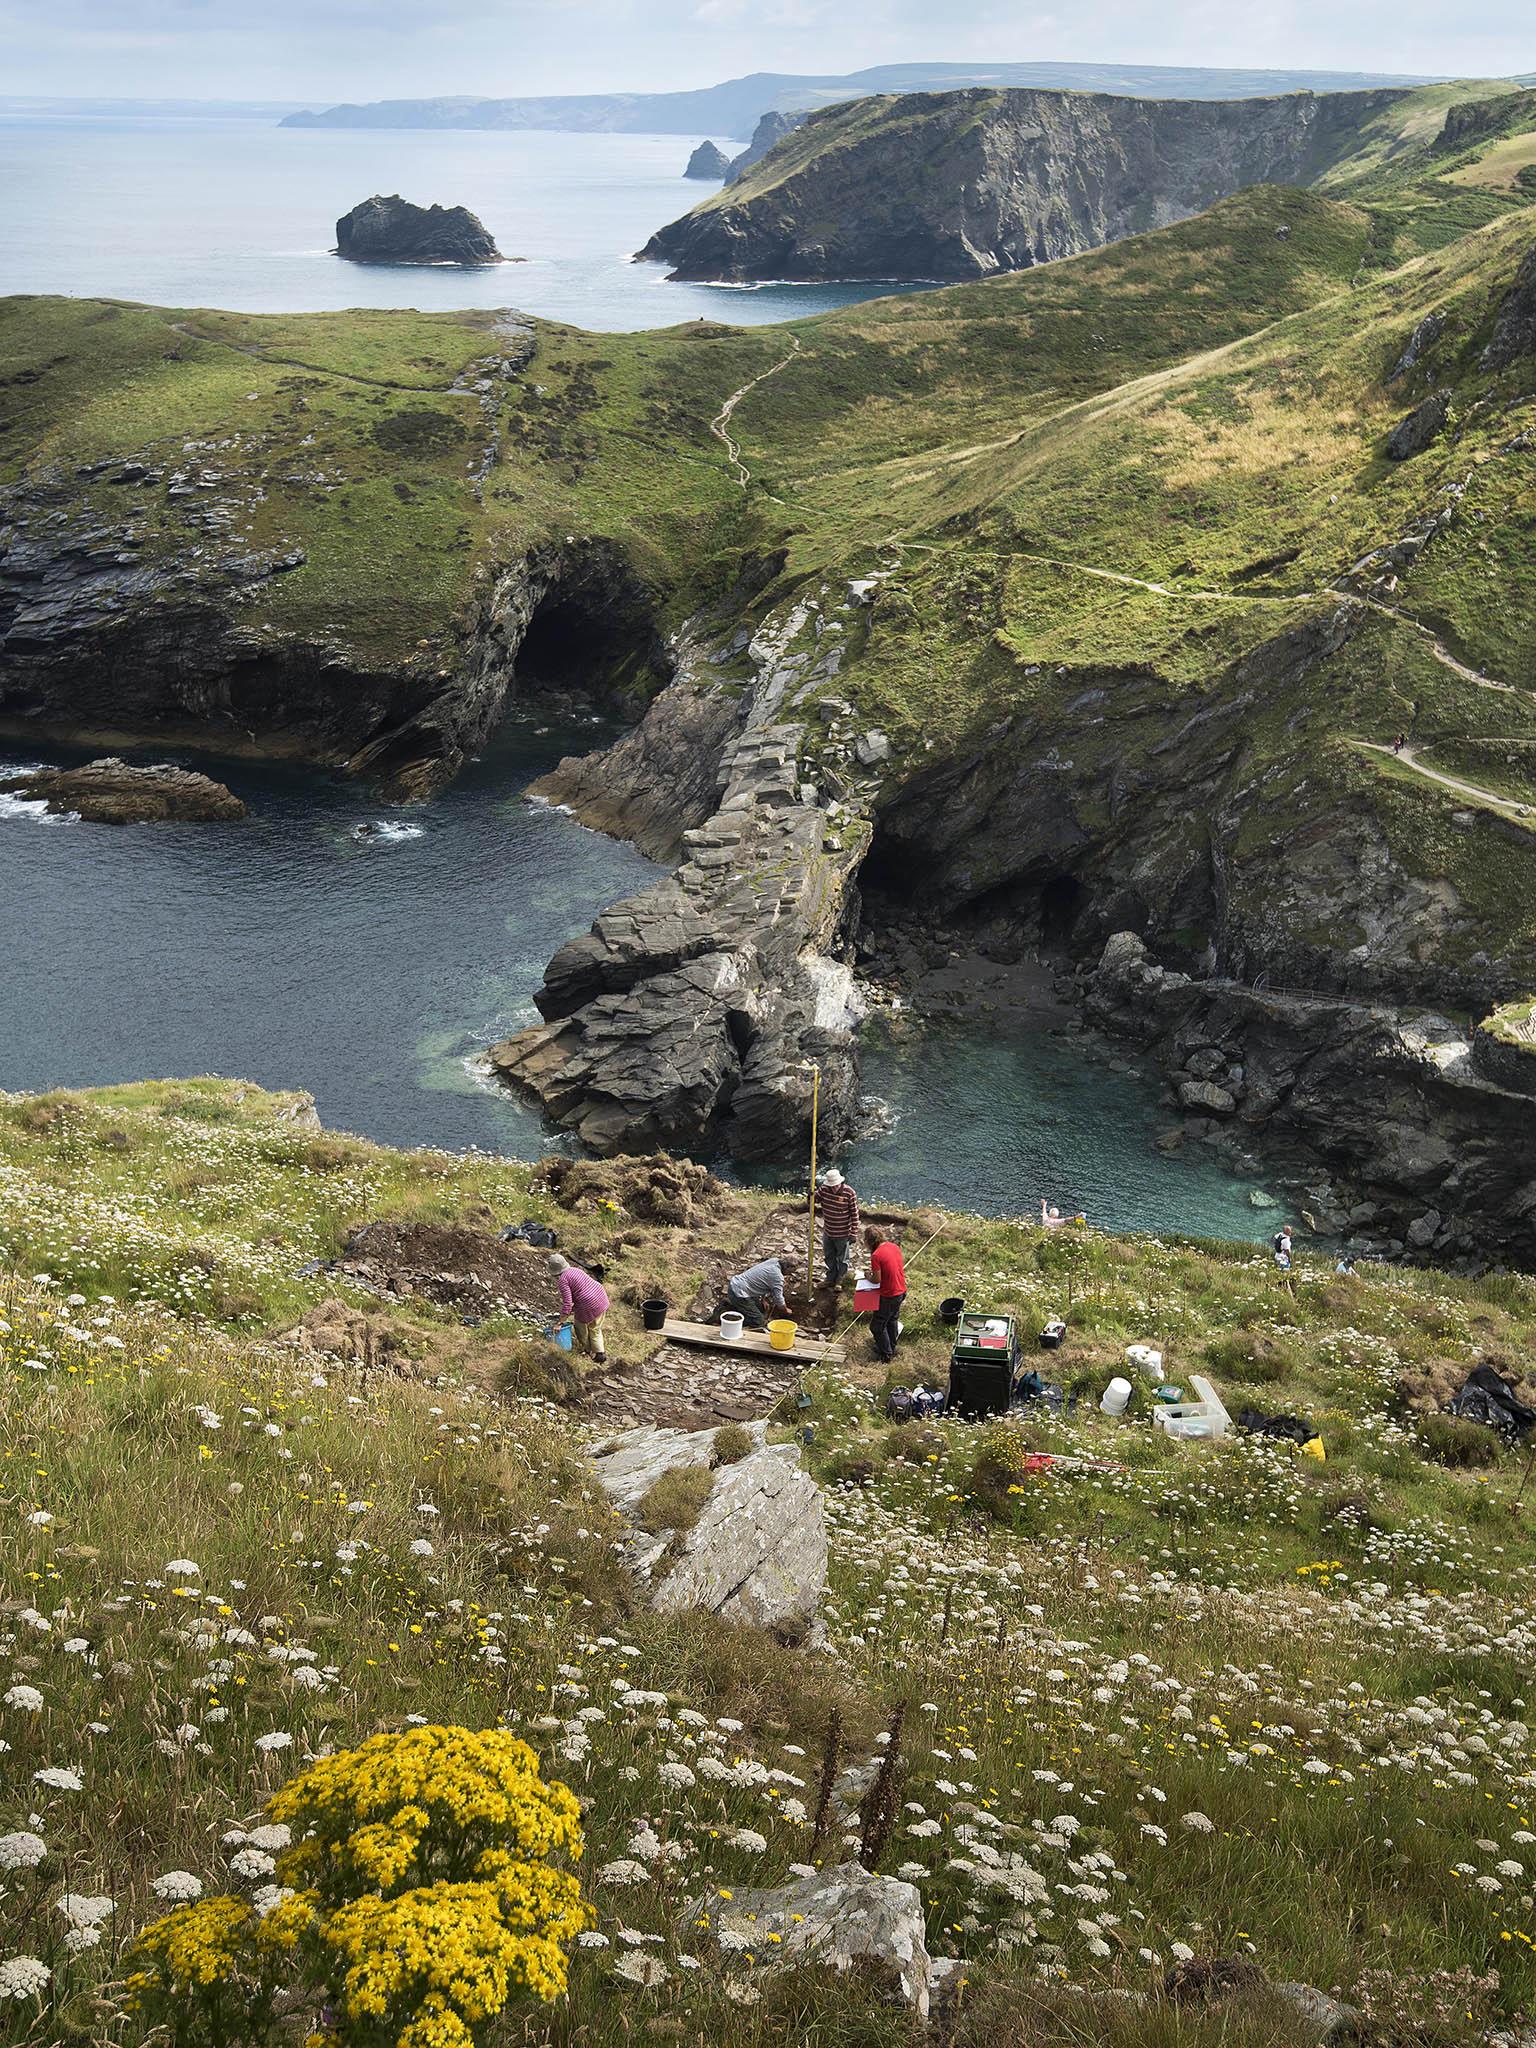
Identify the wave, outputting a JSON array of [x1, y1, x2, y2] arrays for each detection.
[[351, 819, 425, 843], [0, 792, 74, 825]]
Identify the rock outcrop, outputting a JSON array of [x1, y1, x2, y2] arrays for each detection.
[[639, 85, 1409, 282], [1483, 241, 1536, 371], [725, 109, 805, 181], [0, 757, 246, 822], [488, 586, 872, 1163], [684, 140, 732, 180], [592, 1422, 827, 1640], [1085, 932, 1536, 1266], [335, 194, 505, 266], [696, 1863, 932, 2012], [1385, 389, 1450, 459]]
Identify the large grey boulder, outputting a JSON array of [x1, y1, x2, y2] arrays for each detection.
[[592, 1423, 826, 1640], [696, 1861, 932, 2013], [1385, 389, 1450, 460]]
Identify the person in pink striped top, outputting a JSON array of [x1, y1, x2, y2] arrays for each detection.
[[548, 1253, 610, 1363]]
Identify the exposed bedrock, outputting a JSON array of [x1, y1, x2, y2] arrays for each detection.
[[488, 584, 873, 1163], [0, 469, 666, 798], [639, 85, 1408, 283]]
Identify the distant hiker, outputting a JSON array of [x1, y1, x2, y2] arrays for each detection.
[[864, 1225, 907, 1364], [1393, 733, 1406, 755], [717, 1250, 798, 1332], [1336, 1252, 1358, 1277], [1040, 1198, 1067, 1229], [548, 1252, 609, 1363], [816, 1169, 860, 1285], [1273, 1224, 1294, 1269]]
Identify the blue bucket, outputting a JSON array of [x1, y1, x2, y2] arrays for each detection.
[[544, 1323, 574, 1352]]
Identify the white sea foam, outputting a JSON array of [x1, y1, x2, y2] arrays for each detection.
[[0, 793, 75, 825], [353, 820, 425, 843]]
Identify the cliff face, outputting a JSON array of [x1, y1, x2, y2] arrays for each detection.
[[638, 85, 1411, 281]]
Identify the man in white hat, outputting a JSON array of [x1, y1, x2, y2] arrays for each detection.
[[816, 1168, 861, 1288]]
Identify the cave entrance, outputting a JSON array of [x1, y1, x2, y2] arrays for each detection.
[[514, 579, 658, 700], [1039, 872, 1086, 947]]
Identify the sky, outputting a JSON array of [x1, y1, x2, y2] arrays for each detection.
[[1, 0, 1532, 105]]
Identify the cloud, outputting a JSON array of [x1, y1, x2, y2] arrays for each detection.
[[3, 0, 1535, 102]]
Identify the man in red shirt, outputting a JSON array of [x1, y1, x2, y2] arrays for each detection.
[[863, 1225, 906, 1363]]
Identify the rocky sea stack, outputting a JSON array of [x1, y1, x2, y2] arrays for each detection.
[[334, 193, 505, 266], [683, 140, 731, 180]]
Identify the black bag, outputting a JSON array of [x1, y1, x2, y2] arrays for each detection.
[[885, 1387, 915, 1423], [1449, 1365, 1536, 1436]]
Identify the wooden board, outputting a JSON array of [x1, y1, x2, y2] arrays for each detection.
[[661, 1318, 846, 1366]]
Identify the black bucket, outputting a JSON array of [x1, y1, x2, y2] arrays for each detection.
[[939, 1297, 964, 1325], [641, 1298, 668, 1332]]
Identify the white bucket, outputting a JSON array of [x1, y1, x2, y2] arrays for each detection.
[[719, 1312, 745, 1342], [1101, 1375, 1133, 1416]]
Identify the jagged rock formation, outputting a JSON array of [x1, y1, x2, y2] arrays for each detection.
[[1084, 933, 1536, 1266], [1483, 243, 1536, 370], [335, 194, 505, 266], [488, 579, 878, 1162], [591, 1422, 827, 1640], [725, 109, 804, 182], [0, 757, 245, 822], [684, 140, 731, 180], [696, 1864, 933, 2012], [639, 85, 1410, 281], [1386, 389, 1450, 458]]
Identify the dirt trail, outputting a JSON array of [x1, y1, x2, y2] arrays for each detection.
[[1356, 741, 1534, 823], [711, 336, 802, 488]]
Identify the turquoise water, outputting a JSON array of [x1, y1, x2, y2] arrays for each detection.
[[0, 731, 1269, 1238], [0, 114, 917, 329], [847, 1017, 1270, 1241]]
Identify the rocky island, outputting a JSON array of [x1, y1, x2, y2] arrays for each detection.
[[683, 139, 731, 180], [0, 757, 247, 822], [638, 83, 1413, 281], [335, 192, 507, 265]]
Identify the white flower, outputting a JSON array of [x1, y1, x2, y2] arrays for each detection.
[[229, 1848, 276, 1880], [246, 1824, 291, 1852], [165, 1560, 200, 1577], [597, 1859, 649, 1886], [577, 1931, 610, 1949], [613, 1953, 668, 1986], [4, 1685, 44, 1712], [1181, 1812, 1215, 1834], [0, 1956, 50, 2000], [63, 1926, 101, 1954], [254, 1731, 293, 1753], [151, 1870, 204, 1903], [32, 1767, 83, 1792], [657, 1761, 695, 1790], [57, 1893, 114, 1929], [1170, 1941, 1195, 1963], [0, 1832, 47, 1870], [409, 1539, 434, 1557], [25, 1511, 53, 1528]]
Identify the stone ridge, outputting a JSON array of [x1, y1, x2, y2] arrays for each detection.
[[638, 84, 1412, 281]]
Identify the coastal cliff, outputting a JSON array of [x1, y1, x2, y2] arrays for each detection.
[[5, 141, 1536, 1250], [638, 84, 1412, 281]]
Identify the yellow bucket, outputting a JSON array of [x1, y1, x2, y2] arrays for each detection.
[[767, 1319, 798, 1352]]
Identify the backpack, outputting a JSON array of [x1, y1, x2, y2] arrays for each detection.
[[885, 1388, 915, 1423]]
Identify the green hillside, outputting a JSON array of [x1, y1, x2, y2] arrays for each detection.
[[6, 1078, 1536, 2043]]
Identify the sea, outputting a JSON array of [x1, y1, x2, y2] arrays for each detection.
[[0, 108, 1271, 1237]]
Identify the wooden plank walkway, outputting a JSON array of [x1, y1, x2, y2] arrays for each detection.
[[661, 1317, 845, 1366]]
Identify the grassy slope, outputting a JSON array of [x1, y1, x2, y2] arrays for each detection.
[[7, 1079, 1536, 2042]]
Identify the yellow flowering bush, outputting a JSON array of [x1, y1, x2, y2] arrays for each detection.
[[125, 1727, 589, 2048]]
